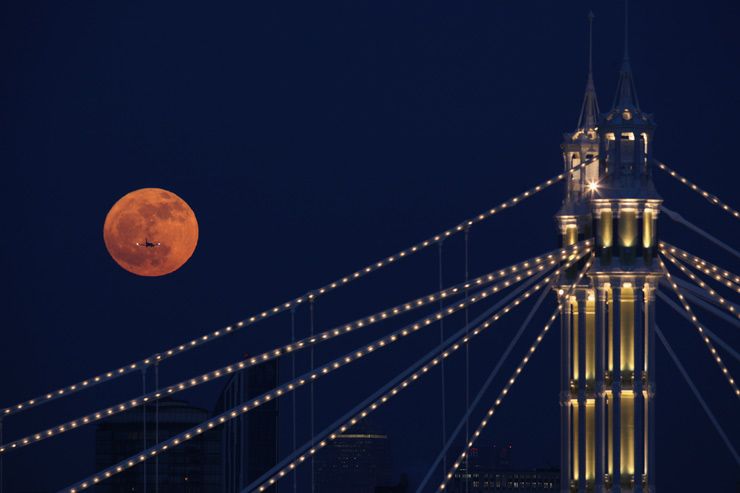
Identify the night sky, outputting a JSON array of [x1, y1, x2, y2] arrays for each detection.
[[1, 1, 739, 491]]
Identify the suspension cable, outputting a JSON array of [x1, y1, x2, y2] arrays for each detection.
[[660, 206, 740, 261], [463, 226, 470, 493], [661, 250, 740, 320], [1, 163, 593, 420], [290, 308, 297, 493], [417, 282, 552, 493], [61, 250, 588, 493], [655, 325, 740, 465], [0, 241, 590, 416], [0, 246, 589, 454], [142, 369, 147, 493], [660, 242, 740, 294], [0, 417, 3, 493], [242, 250, 591, 493], [435, 257, 593, 492], [154, 363, 159, 493], [669, 279, 740, 330], [309, 297, 315, 493], [438, 241, 447, 475], [8, 254, 577, 456], [658, 257, 740, 399], [657, 289, 740, 362], [656, 162, 740, 220]]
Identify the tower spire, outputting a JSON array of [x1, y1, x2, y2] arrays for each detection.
[[577, 11, 599, 130], [613, 0, 640, 109]]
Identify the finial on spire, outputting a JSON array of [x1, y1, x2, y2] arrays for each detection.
[[613, 0, 640, 109], [588, 10, 595, 74], [577, 11, 599, 130], [623, 0, 629, 63]]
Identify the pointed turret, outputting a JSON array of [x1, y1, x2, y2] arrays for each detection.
[[597, 0, 659, 201], [577, 11, 600, 131], [612, 0, 640, 110], [557, 12, 602, 243]]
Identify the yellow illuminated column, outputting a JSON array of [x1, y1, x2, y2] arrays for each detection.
[[610, 286, 621, 491], [586, 295, 596, 382], [646, 286, 657, 491], [607, 287, 614, 373], [619, 210, 637, 247], [577, 292, 587, 489], [586, 400, 596, 481], [642, 210, 654, 263], [619, 209, 637, 266], [620, 286, 635, 376], [599, 209, 613, 264], [565, 224, 579, 246], [607, 390, 613, 479], [595, 286, 607, 490], [620, 392, 635, 478], [561, 292, 574, 490], [573, 299, 580, 381], [634, 285, 646, 492], [573, 400, 580, 483]]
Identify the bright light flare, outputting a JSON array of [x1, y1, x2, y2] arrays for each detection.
[[588, 181, 599, 193]]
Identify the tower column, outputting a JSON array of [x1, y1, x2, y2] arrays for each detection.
[[646, 285, 656, 492], [595, 285, 607, 492], [634, 282, 646, 493], [611, 287, 621, 493], [561, 297, 573, 493], [634, 284, 645, 493], [577, 291, 588, 491]]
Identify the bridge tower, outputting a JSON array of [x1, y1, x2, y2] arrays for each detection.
[[557, 9, 662, 493]]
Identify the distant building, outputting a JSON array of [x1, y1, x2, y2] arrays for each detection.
[[215, 359, 279, 493], [468, 442, 513, 469], [94, 398, 220, 492], [449, 442, 558, 492], [315, 422, 396, 493], [448, 468, 559, 492]]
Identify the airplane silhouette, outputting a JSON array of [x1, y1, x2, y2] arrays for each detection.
[[136, 238, 161, 248]]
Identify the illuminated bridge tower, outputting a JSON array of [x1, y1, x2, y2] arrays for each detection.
[[557, 13, 662, 493], [556, 11, 601, 493]]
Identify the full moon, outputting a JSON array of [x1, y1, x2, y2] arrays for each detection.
[[103, 188, 199, 277]]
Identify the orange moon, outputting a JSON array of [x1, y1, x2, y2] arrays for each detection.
[[103, 188, 198, 277]]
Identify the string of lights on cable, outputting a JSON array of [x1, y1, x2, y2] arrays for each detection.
[[253, 255, 595, 493], [0, 244, 589, 454], [656, 162, 740, 220], [659, 242, 740, 293], [59, 250, 590, 493], [0, 162, 594, 419], [658, 257, 740, 399], [436, 256, 594, 492], [660, 250, 739, 320]]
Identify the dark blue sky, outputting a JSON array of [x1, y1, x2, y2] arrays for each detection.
[[1, 1, 738, 491]]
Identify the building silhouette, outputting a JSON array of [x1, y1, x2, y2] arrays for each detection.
[[314, 421, 396, 493], [94, 398, 220, 492], [451, 442, 558, 492], [215, 359, 279, 493], [468, 442, 513, 469], [448, 468, 559, 492]]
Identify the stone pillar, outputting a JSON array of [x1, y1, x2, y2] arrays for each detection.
[[611, 287, 621, 493], [595, 285, 607, 492], [561, 297, 573, 493], [634, 285, 645, 493], [577, 292, 587, 491], [646, 285, 657, 492]]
